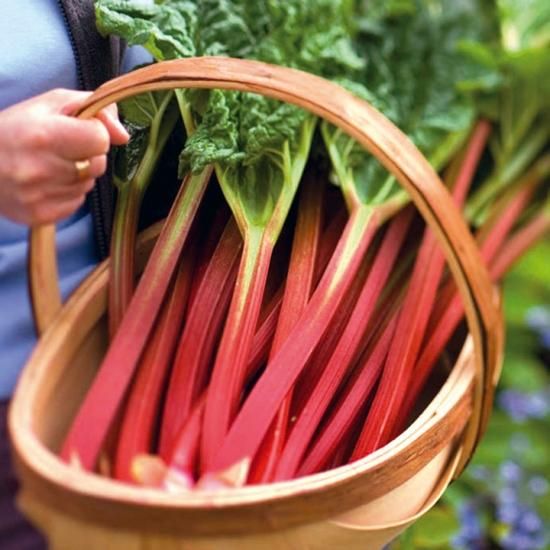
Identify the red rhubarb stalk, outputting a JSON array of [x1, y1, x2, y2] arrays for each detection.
[[109, 92, 178, 336], [300, 264, 410, 475], [114, 240, 196, 482], [207, 205, 381, 474], [207, 149, 407, 475], [398, 160, 549, 430], [398, 205, 549, 431], [165, 394, 207, 489], [289, 238, 375, 419], [244, 287, 284, 379], [200, 226, 278, 468], [350, 121, 491, 459], [201, 120, 317, 469], [162, 287, 287, 488], [249, 175, 324, 483], [187, 200, 231, 308], [274, 208, 412, 480], [298, 317, 398, 477], [428, 155, 548, 330], [245, 206, 346, 392], [286, 206, 355, 415], [61, 168, 212, 470], [159, 219, 242, 458], [491, 208, 549, 278]]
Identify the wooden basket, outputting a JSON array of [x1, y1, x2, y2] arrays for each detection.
[[9, 58, 504, 550]]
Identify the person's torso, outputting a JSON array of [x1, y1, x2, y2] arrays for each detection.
[[0, 0, 100, 398]]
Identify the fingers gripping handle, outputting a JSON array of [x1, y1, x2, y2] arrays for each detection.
[[28, 57, 503, 468]]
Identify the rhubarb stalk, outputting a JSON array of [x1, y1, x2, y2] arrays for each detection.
[[200, 118, 317, 469], [109, 91, 179, 336], [248, 174, 324, 483], [61, 167, 212, 470], [159, 219, 242, 458], [114, 238, 196, 482]]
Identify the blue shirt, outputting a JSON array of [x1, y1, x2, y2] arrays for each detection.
[[0, 0, 150, 398]]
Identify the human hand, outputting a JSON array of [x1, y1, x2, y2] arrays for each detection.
[[0, 89, 129, 225]]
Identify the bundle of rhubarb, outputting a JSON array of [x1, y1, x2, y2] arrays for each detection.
[[59, 0, 549, 489]]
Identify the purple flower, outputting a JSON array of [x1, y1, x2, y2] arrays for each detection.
[[452, 501, 485, 549], [498, 389, 550, 422], [502, 531, 538, 550], [528, 476, 548, 496], [499, 460, 523, 484], [497, 500, 522, 524], [526, 390, 550, 417], [518, 510, 543, 533], [470, 465, 492, 482]]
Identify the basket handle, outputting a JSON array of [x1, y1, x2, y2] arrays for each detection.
[[28, 57, 503, 471]]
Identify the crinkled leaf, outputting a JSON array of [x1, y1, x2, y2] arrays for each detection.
[[323, 0, 497, 206], [95, 0, 197, 60], [183, 0, 363, 226], [193, 0, 269, 57], [97, 0, 363, 227]]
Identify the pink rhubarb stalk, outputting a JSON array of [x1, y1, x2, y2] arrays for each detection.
[[350, 120, 490, 459], [398, 168, 549, 427], [206, 204, 382, 474], [298, 317, 398, 477], [109, 93, 178, 336], [61, 168, 212, 470], [159, 219, 242, 458], [274, 208, 412, 480], [200, 121, 318, 470], [114, 240, 196, 482], [200, 225, 278, 469], [165, 394, 207, 489], [249, 175, 324, 483]]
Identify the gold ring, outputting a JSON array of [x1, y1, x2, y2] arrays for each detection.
[[74, 159, 91, 181]]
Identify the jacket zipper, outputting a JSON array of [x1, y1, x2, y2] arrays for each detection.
[[57, 0, 111, 259]]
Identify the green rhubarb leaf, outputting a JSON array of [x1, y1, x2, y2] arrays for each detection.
[[97, 0, 365, 232], [112, 90, 177, 189], [95, 0, 197, 60], [179, 0, 363, 230], [462, 0, 550, 222], [322, 0, 497, 207], [118, 90, 174, 127], [112, 122, 148, 186], [193, 0, 268, 58]]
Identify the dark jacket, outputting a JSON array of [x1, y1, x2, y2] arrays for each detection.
[[61, 1, 183, 260], [62, 0, 183, 259], [60, 0, 122, 259]]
